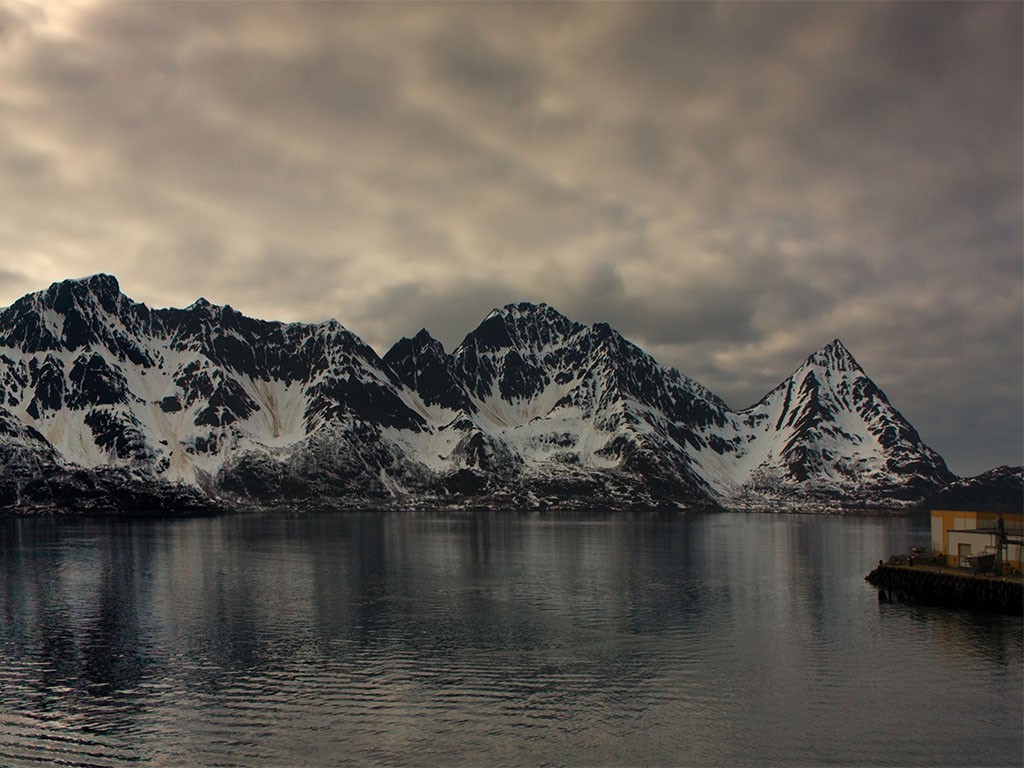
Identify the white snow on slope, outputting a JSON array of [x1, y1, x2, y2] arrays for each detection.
[[0, 280, 949, 507]]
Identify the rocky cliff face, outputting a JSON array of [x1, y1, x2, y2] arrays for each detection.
[[0, 275, 956, 513]]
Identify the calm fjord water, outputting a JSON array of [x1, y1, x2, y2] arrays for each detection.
[[1, 511, 1021, 767]]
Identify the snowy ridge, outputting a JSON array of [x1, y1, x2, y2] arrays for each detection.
[[689, 340, 952, 508], [0, 275, 956, 512], [0, 275, 425, 508]]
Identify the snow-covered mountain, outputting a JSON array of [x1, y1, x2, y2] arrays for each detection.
[[690, 339, 955, 509], [0, 275, 956, 513], [929, 466, 1023, 514]]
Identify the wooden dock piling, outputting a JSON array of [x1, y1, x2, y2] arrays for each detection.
[[865, 562, 1023, 615]]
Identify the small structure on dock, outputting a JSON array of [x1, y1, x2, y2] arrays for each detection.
[[931, 510, 1023, 574], [865, 510, 1023, 614]]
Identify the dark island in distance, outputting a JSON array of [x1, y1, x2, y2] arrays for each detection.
[[0, 274, 1019, 516]]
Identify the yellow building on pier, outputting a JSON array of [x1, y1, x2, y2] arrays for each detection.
[[930, 510, 1024, 572]]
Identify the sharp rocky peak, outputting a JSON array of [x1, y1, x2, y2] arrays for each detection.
[[42, 273, 124, 311], [384, 328, 447, 366], [461, 302, 585, 356], [501, 302, 581, 333], [384, 328, 470, 413], [58, 273, 120, 294], [411, 327, 446, 352], [488, 301, 560, 319], [0, 275, 959, 513], [0, 273, 151, 355], [804, 338, 862, 373], [187, 296, 215, 312], [71, 274, 118, 290]]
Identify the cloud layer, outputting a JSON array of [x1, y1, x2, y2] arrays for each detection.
[[0, 1, 1020, 475]]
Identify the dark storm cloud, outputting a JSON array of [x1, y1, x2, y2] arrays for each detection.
[[429, 23, 540, 111], [0, 1, 42, 44], [0, 1, 1019, 474]]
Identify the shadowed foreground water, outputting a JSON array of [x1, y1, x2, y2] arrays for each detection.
[[1, 511, 1021, 766]]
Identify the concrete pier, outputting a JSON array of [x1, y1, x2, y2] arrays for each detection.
[[866, 562, 1023, 615]]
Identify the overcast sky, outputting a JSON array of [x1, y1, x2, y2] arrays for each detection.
[[0, 1, 1020, 475]]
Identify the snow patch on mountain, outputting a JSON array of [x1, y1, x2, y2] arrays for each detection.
[[0, 275, 957, 512]]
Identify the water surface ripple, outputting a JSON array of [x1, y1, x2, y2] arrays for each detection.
[[2, 511, 1021, 766]]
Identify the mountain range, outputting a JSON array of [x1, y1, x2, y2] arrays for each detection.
[[0, 274, 965, 514]]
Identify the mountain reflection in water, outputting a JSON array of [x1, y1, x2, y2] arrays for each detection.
[[2, 511, 1021, 766]]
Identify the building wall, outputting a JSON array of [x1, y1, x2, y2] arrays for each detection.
[[945, 531, 1024, 569], [930, 510, 1024, 570]]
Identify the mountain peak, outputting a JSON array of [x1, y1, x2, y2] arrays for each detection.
[[384, 327, 469, 413], [386, 327, 447, 365], [460, 302, 575, 356], [57, 273, 121, 296], [485, 302, 581, 338], [484, 301, 559, 322], [412, 327, 440, 346], [805, 338, 861, 372], [0, 275, 957, 513], [41, 273, 123, 312]]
